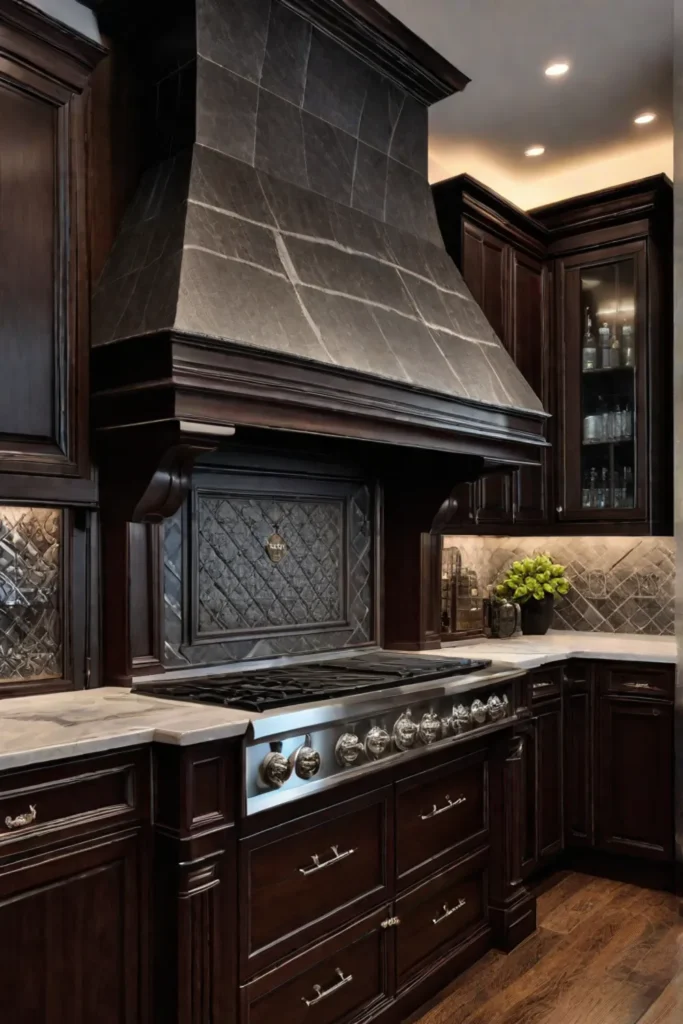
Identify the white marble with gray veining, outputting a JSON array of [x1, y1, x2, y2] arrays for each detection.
[[0, 688, 250, 772], [428, 630, 677, 669]]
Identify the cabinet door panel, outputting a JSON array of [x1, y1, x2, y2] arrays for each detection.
[[564, 668, 595, 847], [0, 833, 144, 1024], [0, 10, 95, 499], [597, 697, 673, 859], [462, 221, 509, 348]]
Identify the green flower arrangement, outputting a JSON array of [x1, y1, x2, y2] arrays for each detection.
[[495, 554, 570, 605]]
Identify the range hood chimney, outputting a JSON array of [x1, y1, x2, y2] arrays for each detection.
[[92, 0, 547, 523]]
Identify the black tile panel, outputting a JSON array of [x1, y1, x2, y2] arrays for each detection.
[[255, 89, 308, 188], [184, 202, 282, 274], [358, 70, 404, 154], [299, 288, 409, 380], [303, 29, 371, 137], [483, 343, 545, 412], [351, 142, 387, 221], [196, 0, 271, 84], [430, 330, 512, 408], [257, 167, 337, 240], [156, 61, 197, 160], [385, 158, 441, 243], [371, 308, 468, 396], [284, 236, 414, 315], [303, 112, 357, 206], [195, 56, 258, 164], [329, 203, 390, 262], [389, 95, 428, 176], [189, 145, 277, 226], [176, 247, 331, 363], [400, 273, 453, 331], [261, 2, 312, 106]]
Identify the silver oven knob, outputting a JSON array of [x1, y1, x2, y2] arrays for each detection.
[[452, 704, 472, 734], [335, 732, 364, 768], [441, 716, 452, 737], [487, 695, 505, 722], [365, 725, 390, 760], [502, 694, 510, 715], [471, 699, 488, 725], [260, 748, 293, 789], [393, 709, 418, 751], [419, 710, 442, 745], [290, 736, 322, 779]]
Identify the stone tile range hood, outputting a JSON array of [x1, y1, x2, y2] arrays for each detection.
[[92, 0, 547, 524]]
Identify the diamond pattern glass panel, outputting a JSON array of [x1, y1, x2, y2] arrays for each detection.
[[0, 507, 62, 682]]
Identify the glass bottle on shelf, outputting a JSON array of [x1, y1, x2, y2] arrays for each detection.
[[582, 470, 592, 508], [582, 308, 597, 371], [609, 326, 621, 368], [595, 467, 607, 509], [589, 466, 598, 507], [596, 395, 609, 441], [623, 403, 633, 440], [583, 408, 599, 443], [621, 324, 635, 368], [598, 321, 611, 369], [623, 466, 634, 507]]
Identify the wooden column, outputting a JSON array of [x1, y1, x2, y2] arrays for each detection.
[[152, 739, 240, 1024], [488, 729, 537, 951]]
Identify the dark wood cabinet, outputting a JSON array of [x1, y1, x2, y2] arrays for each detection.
[[521, 670, 563, 878], [432, 173, 672, 537], [596, 690, 673, 861], [0, 1, 103, 504]]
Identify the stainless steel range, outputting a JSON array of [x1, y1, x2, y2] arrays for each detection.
[[135, 652, 525, 815]]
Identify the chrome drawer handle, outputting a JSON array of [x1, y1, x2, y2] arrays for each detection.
[[302, 968, 353, 1007], [625, 682, 652, 690], [420, 794, 466, 821], [533, 681, 554, 689], [381, 916, 400, 929], [299, 844, 356, 876], [432, 898, 466, 926], [4, 804, 37, 830]]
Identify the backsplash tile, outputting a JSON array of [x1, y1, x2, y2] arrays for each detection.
[[442, 536, 675, 635]]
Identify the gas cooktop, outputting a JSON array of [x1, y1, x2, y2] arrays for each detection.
[[134, 652, 492, 712]]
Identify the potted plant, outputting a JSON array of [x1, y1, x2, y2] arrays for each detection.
[[495, 554, 570, 636]]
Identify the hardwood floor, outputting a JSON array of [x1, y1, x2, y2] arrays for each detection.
[[413, 872, 683, 1024]]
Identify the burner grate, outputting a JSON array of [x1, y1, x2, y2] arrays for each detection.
[[135, 653, 491, 712]]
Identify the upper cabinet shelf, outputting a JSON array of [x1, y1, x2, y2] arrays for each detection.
[[432, 173, 672, 537]]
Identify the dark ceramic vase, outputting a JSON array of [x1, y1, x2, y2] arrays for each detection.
[[520, 594, 554, 635]]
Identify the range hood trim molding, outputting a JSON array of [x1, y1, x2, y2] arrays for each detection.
[[279, 0, 471, 104]]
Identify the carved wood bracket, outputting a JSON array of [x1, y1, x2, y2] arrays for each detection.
[[98, 420, 235, 523]]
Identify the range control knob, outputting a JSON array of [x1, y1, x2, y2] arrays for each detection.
[[335, 732, 364, 768], [470, 699, 488, 725], [419, 710, 442, 745], [441, 716, 452, 737], [260, 747, 294, 789], [393, 709, 418, 751], [452, 704, 472, 734], [290, 736, 322, 779], [365, 725, 391, 760], [487, 695, 505, 722]]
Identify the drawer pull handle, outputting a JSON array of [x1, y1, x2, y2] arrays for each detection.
[[4, 804, 37, 830], [420, 794, 466, 820], [626, 682, 652, 690], [299, 844, 356, 876], [381, 916, 401, 929], [533, 681, 554, 690], [302, 968, 353, 1007], [432, 898, 466, 926]]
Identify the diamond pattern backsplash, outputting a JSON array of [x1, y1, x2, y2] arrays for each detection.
[[197, 496, 344, 634], [443, 536, 675, 635], [0, 507, 62, 681], [164, 482, 374, 667]]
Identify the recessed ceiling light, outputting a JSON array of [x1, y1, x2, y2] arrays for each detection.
[[634, 112, 656, 125], [525, 145, 545, 157], [545, 61, 570, 77]]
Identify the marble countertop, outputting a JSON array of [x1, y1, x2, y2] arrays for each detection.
[[0, 688, 251, 772], [426, 631, 677, 670]]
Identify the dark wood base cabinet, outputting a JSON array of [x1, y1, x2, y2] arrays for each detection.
[[2, 659, 673, 1024]]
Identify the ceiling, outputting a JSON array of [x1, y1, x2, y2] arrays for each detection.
[[378, 0, 673, 209]]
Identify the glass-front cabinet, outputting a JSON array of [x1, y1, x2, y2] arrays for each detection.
[[557, 241, 648, 525]]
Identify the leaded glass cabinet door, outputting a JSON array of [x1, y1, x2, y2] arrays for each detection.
[[557, 241, 648, 525]]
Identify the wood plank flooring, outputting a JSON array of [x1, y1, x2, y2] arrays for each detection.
[[414, 872, 682, 1024]]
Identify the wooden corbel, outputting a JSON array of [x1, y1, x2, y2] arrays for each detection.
[[98, 419, 236, 524]]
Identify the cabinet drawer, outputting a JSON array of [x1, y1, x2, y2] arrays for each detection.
[[600, 664, 674, 701], [0, 749, 148, 853], [396, 750, 488, 887], [242, 907, 391, 1024], [396, 848, 488, 987], [241, 788, 390, 976], [530, 667, 562, 702]]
